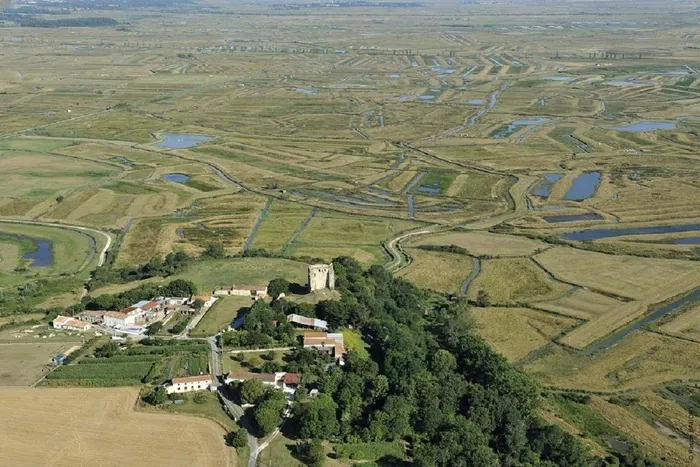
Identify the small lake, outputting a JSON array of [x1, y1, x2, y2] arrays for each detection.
[[468, 99, 484, 105], [544, 213, 604, 223], [418, 95, 436, 102], [432, 66, 456, 74], [612, 121, 676, 132], [156, 133, 213, 149], [564, 172, 601, 201], [531, 174, 563, 198], [542, 76, 573, 81], [23, 239, 53, 267], [491, 117, 550, 139], [388, 73, 401, 78], [561, 223, 700, 241], [163, 173, 191, 184]]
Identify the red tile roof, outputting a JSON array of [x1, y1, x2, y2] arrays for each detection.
[[283, 373, 300, 385]]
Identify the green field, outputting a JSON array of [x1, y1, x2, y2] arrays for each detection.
[[190, 296, 254, 337]]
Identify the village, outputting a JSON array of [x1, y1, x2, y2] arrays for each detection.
[[49, 263, 345, 403]]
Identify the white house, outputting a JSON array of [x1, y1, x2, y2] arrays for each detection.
[[103, 311, 136, 328], [165, 375, 213, 394], [52, 315, 91, 332]]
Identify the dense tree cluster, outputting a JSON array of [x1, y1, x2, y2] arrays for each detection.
[[284, 257, 594, 466], [220, 299, 295, 348]]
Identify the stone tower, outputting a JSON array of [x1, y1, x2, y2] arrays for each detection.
[[308, 263, 335, 292]]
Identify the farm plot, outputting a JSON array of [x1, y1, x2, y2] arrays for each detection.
[[0, 341, 81, 386], [659, 304, 700, 342], [408, 231, 548, 257], [535, 288, 626, 321], [396, 248, 473, 293], [0, 153, 119, 201], [471, 307, 578, 362], [0, 387, 234, 467], [534, 248, 700, 301], [524, 331, 700, 392], [249, 201, 314, 253], [289, 213, 416, 265], [467, 258, 570, 305]]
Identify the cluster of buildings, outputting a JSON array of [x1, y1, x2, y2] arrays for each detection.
[[225, 371, 301, 395], [52, 295, 216, 335]]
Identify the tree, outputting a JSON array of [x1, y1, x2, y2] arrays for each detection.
[[268, 278, 290, 298], [192, 299, 205, 311], [146, 321, 163, 336], [193, 391, 208, 404], [239, 379, 265, 405], [226, 427, 248, 449], [202, 243, 226, 259], [475, 289, 491, 307], [253, 390, 287, 436], [303, 439, 325, 467], [144, 387, 167, 406], [294, 394, 340, 440]]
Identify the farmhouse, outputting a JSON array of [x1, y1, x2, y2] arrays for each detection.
[[303, 331, 345, 365], [287, 313, 328, 331], [103, 311, 136, 328], [165, 375, 213, 394], [213, 285, 268, 299], [52, 315, 91, 332]]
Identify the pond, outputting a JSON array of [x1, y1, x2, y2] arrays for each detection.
[[674, 237, 700, 245], [564, 172, 601, 201], [23, 240, 53, 267], [156, 133, 213, 149], [468, 99, 484, 105], [163, 173, 191, 184], [612, 121, 676, 132], [388, 73, 401, 78], [417, 182, 442, 194], [293, 87, 316, 95], [560, 223, 700, 241], [606, 80, 657, 87], [543, 213, 603, 223], [491, 117, 550, 139], [542, 76, 573, 81]]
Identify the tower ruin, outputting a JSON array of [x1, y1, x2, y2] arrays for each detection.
[[308, 263, 335, 292]]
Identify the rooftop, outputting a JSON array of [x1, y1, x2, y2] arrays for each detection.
[[171, 375, 212, 385]]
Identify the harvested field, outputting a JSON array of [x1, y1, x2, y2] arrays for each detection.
[[559, 300, 648, 349], [534, 248, 700, 301], [0, 387, 235, 467], [409, 231, 548, 257], [535, 289, 625, 321], [467, 258, 569, 304], [471, 307, 578, 362], [659, 304, 700, 342], [396, 248, 473, 293]]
